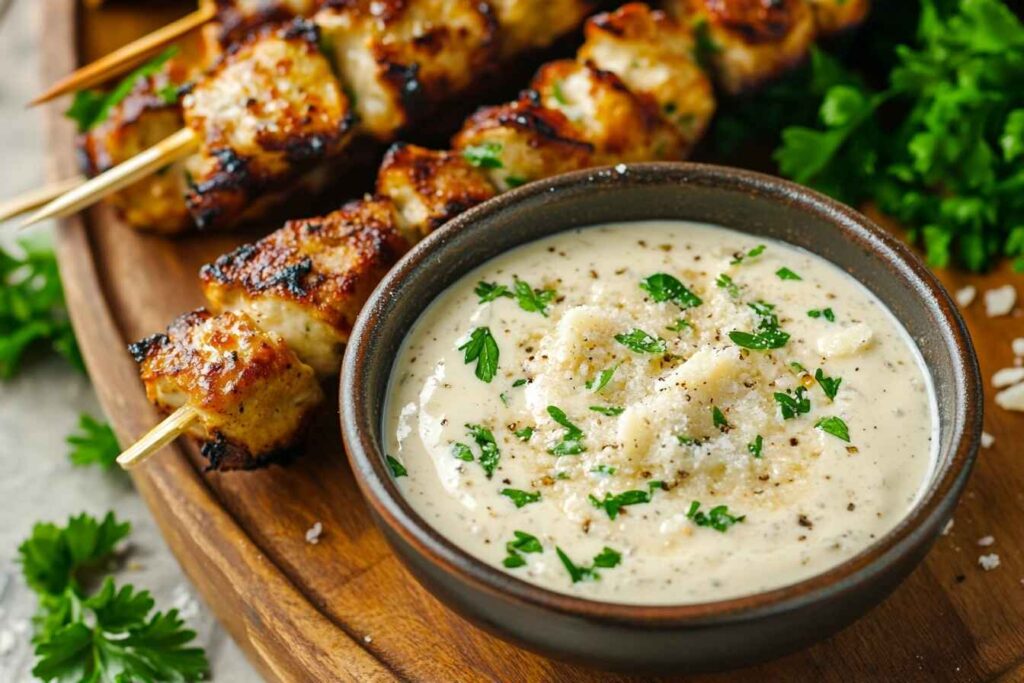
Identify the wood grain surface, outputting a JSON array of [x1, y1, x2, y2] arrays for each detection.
[[43, 2, 1024, 681]]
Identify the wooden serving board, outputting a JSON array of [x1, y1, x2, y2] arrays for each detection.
[[43, 2, 1024, 680]]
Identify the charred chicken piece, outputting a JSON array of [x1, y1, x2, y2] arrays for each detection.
[[804, 0, 870, 36], [214, 0, 325, 44], [200, 198, 410, 375], [130, 309, 323, 470], [488, 0, 596, 58], [376, 143, 497, 240], [182, 20, 354, 230], [579, 3, 716, 146], [665, 0, 816, 95]]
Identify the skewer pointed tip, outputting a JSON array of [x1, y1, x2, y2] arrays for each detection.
[[118, 405, 198, 470]]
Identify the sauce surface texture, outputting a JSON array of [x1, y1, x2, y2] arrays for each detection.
[[384, 221, 936, 605]]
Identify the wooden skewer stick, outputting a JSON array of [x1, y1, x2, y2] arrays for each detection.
[[0, 176, 86, 223], [118, 405, 199, 470], [30, 4, 218, 106], [20, 128, 199, 229]]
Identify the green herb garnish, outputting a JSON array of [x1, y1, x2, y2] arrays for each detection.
[[686, 501, 746, 532], [513, 426, 534, 441], [386, 455, 408, 477], [462, 142, 504, 169], [586, 364, 619, 392], [459, 326, 499, 383], [475, 281, 512, 302], [807, 307, 836, 322], [816, 416, 851, 442], [451, 442, 475, 462], [589, 405, 624, 416], [501, 488, 541, 508], [814, 368, 842, 401], [556, 545, 622, 583], [513, 278, 556, 316], [615, 328, 667, 354], [667, 318, 693, 333], [774, 386, 811, 420], [639, 273, 703, 309], [66, 414, 119, 470], [466, 424, 501, 477], [547, 406, 585, 455], [503, 530, 542, 568], [730, 244, 766, 265], [776, 267, 803, 281], [748, 434, 764, 458], [729, 301, 791, 350], [716, 273, 741, 298], [590, 464, 617, 475], [712, 405, 730, 431]]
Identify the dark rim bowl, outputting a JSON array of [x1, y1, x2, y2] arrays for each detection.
[[340, 162, 981, 673]]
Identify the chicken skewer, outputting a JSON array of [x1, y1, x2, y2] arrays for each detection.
[[119, 0, 870, 472], [20, 0, 597, 232]]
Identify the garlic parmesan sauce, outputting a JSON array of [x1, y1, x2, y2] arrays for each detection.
[[384, 221, 937, 605]]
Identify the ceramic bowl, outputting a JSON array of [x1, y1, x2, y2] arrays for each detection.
[[340, 163, 981, 672]]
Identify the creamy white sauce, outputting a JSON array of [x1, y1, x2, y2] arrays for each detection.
[[384, 221, 937, 605]]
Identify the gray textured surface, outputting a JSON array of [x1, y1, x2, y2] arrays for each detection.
[[0, 1, 257, 679]]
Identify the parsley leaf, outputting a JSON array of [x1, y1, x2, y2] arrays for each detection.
[[808, 307, 836, 322], [776, 267, 803, 281], [556, 545, 622, 583], [774, 386, 811, 420], [466, 424, 501, 478], [748, 434, 764, 458], [462, 142, 504, 169], [729, 301, 791, 350], [386, 454, 408, 477], [586, 364, 618, 392], [615, 328, 667, 354], [686, 501, 746, 532], [814, 368, 843, 400], [816, 416, 851, 442], [589, 405, 624, 416], [0, 237, 82, 379], [475, 281, 512, 302], [716, 273, 741, 298], [640, 273, 703, 309], [667, 318, 693, 333], [730, 244, 766, 265], [459, 327, 499, 383], [66, 414, 120, 469], [452, 442, 475, 461], [503, 531, 542, 568], [513, 426, 534, 441], [712, 405, 730, 431], [513, 278, 556, 316], [546, 406, 585, 455], [588, 482, 663, 520], [65, 47, 179, 133], [501, 488, 541, 508], [590, 464, 617, 475]]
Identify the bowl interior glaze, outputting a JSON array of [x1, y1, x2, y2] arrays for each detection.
[[340, 162, 980, 669]]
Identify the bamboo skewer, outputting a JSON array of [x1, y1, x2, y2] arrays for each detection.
[[118, 405, 199, 470], [30, 5, 218, 106], [0, 176, 86, 223], [20, 128, 199, 229]]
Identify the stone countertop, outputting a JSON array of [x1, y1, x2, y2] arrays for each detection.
[[0, 1, 257, 679]]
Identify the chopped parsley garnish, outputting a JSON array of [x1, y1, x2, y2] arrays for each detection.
[[458, 327, 499, 383], [816, 416, 851, 442], [66, 47, 179, 133], [503, 531, 542, 568], [499, 392, 511, 406], [686, 501, 746, 532], [667, 318, 693, 333], [712, 405, 730, 431], [513, 278, 556, 316], [808, 307, 836, 322], [748, 434, 764, 458], [728, 301, 791, 350], [789, 360, 807, 374], [556, 545, 622, 583], [590, 464, 617, 475], [589, 405, 624, 416], [776, 267, 803, 281], [451, 442, 475, 462], [475, 281, 512, 302], [547, 406, 585, 455], [465, 424, 501, 477], [677, 435, 704, 446], [730, 244, 766, 265], [586, 364, 619, 392], [589, 481, 664, 520], [501, 488, 541, 508], [774, 386, 811, 420], [639, 273, 703, 309], [814, 368, 842, 401], [615, 328, 667, 354], [386, 455, 408, 478], [66, 414, 119, 470], [513, 426, 534, 441], [462, 142, 504, 169], [551, 79, 569, 105], [505, 175, 528, 188], [716, 273, 741, 298], [512, 378, 529, 387]]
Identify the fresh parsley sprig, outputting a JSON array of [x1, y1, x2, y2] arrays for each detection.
[[66, 414, 120, 469], [686, 501, 746, 532], [458, 326, 499, 383], [556, 546, 622, 583], [546, 406, 586, 455]]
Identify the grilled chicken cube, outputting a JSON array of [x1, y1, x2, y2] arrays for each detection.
[[489, 0, 596, 58], [130, 309, 323, 470], [214, 0, 324, 44], [579, 4, 716, 145], [376, 143, 496, 240], [183, 20, 354, 230], [805, 0, 870, 35], [665, 0, 816, 95], [315, 0, 497, 140], [199, 198, 410, 376], [452, 96, 595, 191], [532, 60, 688, 163]]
